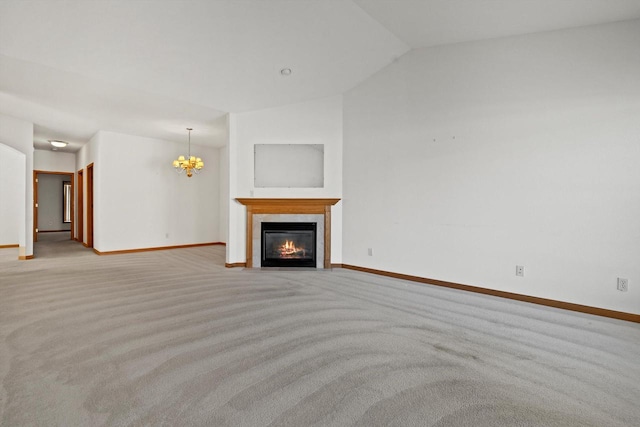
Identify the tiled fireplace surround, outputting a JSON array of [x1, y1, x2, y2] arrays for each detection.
[[236, 198, 340, 269]]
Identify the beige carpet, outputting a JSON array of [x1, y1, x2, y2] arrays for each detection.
[[1, 240, 639, 426]]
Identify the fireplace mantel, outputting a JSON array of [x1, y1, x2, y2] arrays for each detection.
[[236, 198, 340, 268]]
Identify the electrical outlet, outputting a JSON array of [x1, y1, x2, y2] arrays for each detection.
[[516, 265, 525, 277], [617, 278, 628, 292], [368, 248, 373, 256]]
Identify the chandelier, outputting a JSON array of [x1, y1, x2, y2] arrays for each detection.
[[172, 127, 204, 177]]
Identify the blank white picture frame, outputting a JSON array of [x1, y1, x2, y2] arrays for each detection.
[[254, 144, 324, 188]]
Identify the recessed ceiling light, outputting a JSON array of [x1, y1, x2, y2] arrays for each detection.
[[49, 140, 68, 148], [280, 68, 292, 76]]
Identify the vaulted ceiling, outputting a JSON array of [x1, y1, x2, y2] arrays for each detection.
[[2, 0, 639, 151]]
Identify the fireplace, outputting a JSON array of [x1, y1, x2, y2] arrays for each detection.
[[261, 222, 317, 267], [235, 198, 340, 269]]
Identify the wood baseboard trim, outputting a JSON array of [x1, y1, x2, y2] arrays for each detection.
[[340, 264, 639, 324], [18, 255, 34, 260], [94, 242, 223, 256], [0, 244, 19, 249], [225, 262, 247, 268]]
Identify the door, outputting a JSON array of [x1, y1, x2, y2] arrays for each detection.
[[77, 169, 84, 243], [86, 163, 94, 248], [33, 172, 38, 242]]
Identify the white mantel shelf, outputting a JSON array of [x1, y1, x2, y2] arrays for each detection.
[[236, 198, 341, 269]]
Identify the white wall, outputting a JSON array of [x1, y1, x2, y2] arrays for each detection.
[[219, 117, 230, 246], [34, 149, 76, 172], [76, 131, 100, 244], [0, 113, 33, 257], [343, 20, 640, 314], [88, 130, 220, 252], [34, 150, 75, 234], [227, 95, 343, 264], [211, 113, 230, 248], [0, 143, 25, 246], [76, 132, 99, 173]]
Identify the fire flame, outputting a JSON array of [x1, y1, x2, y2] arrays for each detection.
[[279, 240, 305, 257]]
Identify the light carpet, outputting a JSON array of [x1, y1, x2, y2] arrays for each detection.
[[1, 241, 639, 426]]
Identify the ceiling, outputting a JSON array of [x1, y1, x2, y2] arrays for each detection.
[[1, 0, 640, 152]]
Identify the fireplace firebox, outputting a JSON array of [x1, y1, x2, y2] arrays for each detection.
[[261, 222, 317, 267]]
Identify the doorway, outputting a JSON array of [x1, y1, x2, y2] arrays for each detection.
[[33, 170, 74, 244]]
